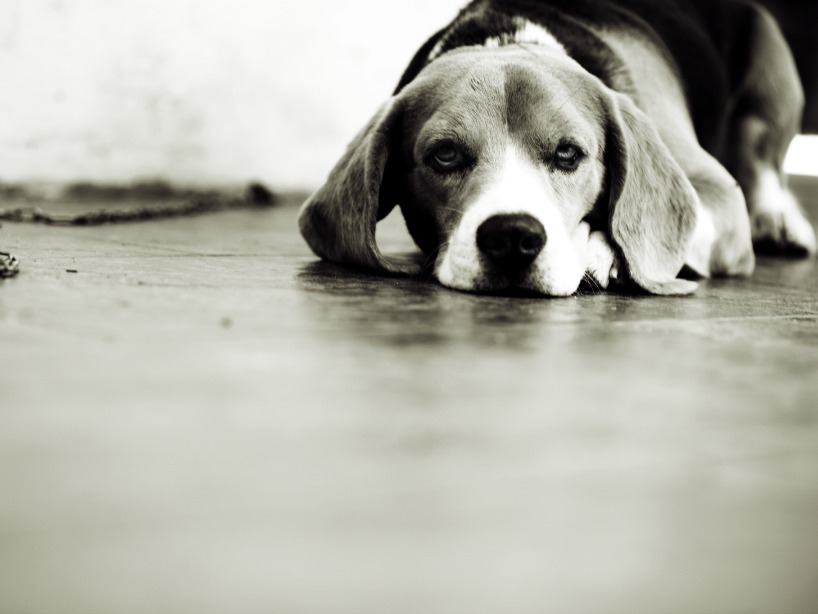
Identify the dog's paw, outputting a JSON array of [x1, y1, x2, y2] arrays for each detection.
[[585, 230, 622, 289], [751, 182, 817, 256]]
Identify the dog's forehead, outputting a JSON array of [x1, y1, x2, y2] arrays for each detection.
[[402, 53, 506, 131], [402, 47, 602, 144]]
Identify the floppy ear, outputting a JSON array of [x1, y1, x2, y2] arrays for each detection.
[[604, 92, 698, 295], [298, 97, 418, 274]]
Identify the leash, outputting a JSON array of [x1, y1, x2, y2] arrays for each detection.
[[0, 183, 276, 279]]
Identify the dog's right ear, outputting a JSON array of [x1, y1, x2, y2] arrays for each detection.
[[298, 97, 418, 274]]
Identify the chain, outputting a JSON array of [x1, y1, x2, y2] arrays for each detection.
[[0, 251, 19, 278], [0, 183, 276, 279]]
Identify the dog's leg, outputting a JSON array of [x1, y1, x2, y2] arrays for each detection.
[[732, 116, 816, 255], [579, 222, 622, 289], [722, 5, 816, 256], [685, 156, 755, 277]]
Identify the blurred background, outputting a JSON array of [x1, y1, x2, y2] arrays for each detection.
[[0, 0, 815, 193], [0, 0, 461, 191]]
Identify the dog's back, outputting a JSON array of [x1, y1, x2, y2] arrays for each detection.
[[397, 0, 780, 159]]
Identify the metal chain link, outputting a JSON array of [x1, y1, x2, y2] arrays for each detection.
[[0, 251, 20, 278], [0, 183, 276, 279], [0, 196, 273, 226]]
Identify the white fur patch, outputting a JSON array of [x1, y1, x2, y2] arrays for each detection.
[[752, 169, 817, 254], [755, 168, 783, 217], [586, 228, 621, 289], [685, 196, 716, 277], [428, 19, 566, 62], [511, 21, 567, 54], [435, 144, 584, 296], [428, 37, 448, 62]]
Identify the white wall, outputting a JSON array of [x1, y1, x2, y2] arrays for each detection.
[[0, 1, 814, 191], [0, 0, 463, 190]]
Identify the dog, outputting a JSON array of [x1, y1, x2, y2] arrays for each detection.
[[299, 0, 817, 296]]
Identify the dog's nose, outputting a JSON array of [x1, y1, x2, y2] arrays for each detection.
[[476, 213, 546, 272]]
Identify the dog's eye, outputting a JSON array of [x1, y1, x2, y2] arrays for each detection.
[[554, 143, 583, 171], [429, 145, 466, 172]]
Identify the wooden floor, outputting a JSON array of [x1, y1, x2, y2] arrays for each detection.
[[1, 178, 817, 614]]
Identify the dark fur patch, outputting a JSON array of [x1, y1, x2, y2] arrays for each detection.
[[395, 0, 748, 157]]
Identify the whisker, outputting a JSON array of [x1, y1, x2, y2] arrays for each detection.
[[582, 271, 602, 294], [420, 240, 449, 279]]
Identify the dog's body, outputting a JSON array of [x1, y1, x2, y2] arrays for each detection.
[[300, 0, 816, 296]]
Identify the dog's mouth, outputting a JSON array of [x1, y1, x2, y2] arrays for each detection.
[[451, 264, 565, 298], [472, 285, 553, 298], [484, 268, 539, 293]]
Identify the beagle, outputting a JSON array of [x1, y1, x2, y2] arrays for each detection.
[[299, 0, 816, 296]]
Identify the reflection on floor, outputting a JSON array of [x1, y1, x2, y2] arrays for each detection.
[[1, 178, 817, 614]]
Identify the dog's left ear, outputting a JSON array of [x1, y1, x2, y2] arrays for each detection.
[[603, 91, 698, 295], [298, 97, 418, 275]]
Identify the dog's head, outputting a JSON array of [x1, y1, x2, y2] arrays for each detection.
[[299, 45, 698, 295]]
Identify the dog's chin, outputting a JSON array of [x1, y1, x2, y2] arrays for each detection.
[[436, 269, 581, 298], [473, 286, 556, 299]]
